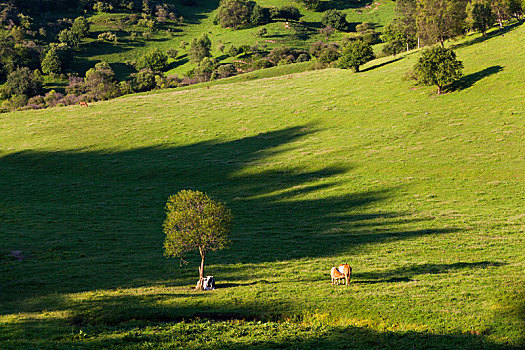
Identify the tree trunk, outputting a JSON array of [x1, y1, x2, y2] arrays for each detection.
[[195, 247, 205, 290], [437, 85, 442, 95]]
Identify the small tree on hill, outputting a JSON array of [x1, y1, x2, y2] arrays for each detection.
[[163, 190, 233, 290], [189, 33, 212, 63], [136, 48, 169, 71], [413, 46, 463, 95], [338, 40, 374, 72], [321, 9, 348, 31]]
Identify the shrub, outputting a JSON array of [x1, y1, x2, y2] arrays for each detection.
[[252, 58, 272, 69], [273, 6, 301, 21], [300, 0, 322, 11], [217, 0, 254, 29], [215, 63, 237, 78], [413, 46, 463, 94], [322, 9, 347, 31], [136, 48, 169, 71], [5, 67, 43, 98], [338, 39, 374, 72], [296, 52, 310, 62], [97, 31, 117, 42], [130, 68, 157, 92], [318, 45, 340, 64], [189, 33, 211, 63], [267, 46, 294, 64], [71, 16, 90, 38], [251, 4, 270, 26], [163, 189, 233, 290], [193, 57, 217, 82], [167, 48, 178, 59]]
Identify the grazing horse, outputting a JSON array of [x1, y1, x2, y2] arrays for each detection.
[[79, 101, 89, 107], [331, 263, 352, 285]]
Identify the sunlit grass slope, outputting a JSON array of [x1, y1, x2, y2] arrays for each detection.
[[0, 23, 524, 349]]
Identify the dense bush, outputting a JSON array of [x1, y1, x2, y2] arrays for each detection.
[[214, 64, 237, 79], [250, 4, 271, 25], [130, 69, 157, 92], [4, 67, 43, 98], [338, 39, 374, 72], [322, 9, 348, 31], [189, 33, 211, 63], [270, 6, 301, 21], [98, 31, 117, 42], [136, 48, 169, 71], [318, 45, 340, 64], [216, 0, 255, 29], [41, 46, 63, 75]]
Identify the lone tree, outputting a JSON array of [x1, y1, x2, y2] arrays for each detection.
[[338, 39, 375, 72], [413, 46, 463, 95], [163, 190, 233, 290]]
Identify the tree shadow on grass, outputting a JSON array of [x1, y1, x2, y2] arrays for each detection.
[[450, 21, 523, 50], [361, 57, 404, 73], [447, 65, 503, 92], [0, 125, 458, 306], [354, 261, 505, 284]]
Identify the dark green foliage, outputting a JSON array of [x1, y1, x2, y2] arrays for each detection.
[[296, 52, 310, 62], [252, 58, 272, 69], [5, 67, 43, 98], [136, 48, 169, 71], [321, 9, 348, 31], [215, 63, 237, 78], [413, 46, 463, 94], [250, 4, 270, 26], [318, 45, 340, 64], [163, 189, 232, 289], [130, 68, 157, 92], [338, 40, 374, 72], [467, 0, 495, 36], [189, 33, 211, 63], [267, 46, 294, 64], [274, 6, 301, 21], [217, 0, 254, 29]]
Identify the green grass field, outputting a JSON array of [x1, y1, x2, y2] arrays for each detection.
[[1, 22, 524, 349]]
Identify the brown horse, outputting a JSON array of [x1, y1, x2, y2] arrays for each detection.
[[331, 263, 352, 285]]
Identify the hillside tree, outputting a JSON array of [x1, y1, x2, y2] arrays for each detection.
[[163, 190, 233, 290], [413, 46, 463, 94], [189, 33, 212, 63], [338, 40, 374, 72], [416, 0, 468, 47]]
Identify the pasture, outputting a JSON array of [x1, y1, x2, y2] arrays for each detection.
[[1, 23, 524, 349]]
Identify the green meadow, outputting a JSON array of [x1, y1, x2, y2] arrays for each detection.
[[1, 22, 524, 349]]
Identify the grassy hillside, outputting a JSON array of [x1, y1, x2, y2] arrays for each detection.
[[78, 0, 396, 79], [1, 22, 524, 349]]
